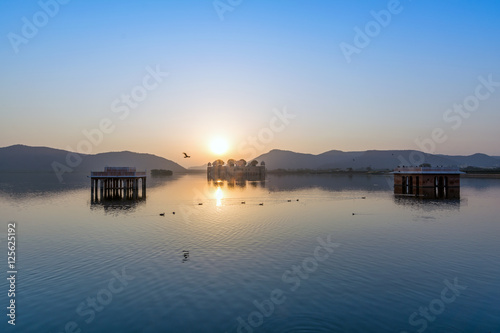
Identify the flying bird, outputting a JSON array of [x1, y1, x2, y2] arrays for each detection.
[[183, 152, 191, 158]]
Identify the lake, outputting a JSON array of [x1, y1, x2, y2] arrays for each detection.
[[0, 172, 499, 332]]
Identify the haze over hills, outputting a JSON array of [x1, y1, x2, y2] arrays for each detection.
[[1, 145, 500, 175], [0, 145, 186, 173], [253, 149, 500, 170]]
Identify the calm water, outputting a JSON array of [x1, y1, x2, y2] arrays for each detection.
[[1, 172, 499, 333]]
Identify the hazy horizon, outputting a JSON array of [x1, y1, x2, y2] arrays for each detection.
[[2, 143, 500, 172]]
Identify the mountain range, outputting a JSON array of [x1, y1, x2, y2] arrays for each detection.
[[252, 149, 500, 170], [1, 145, 499, 174], [0, 145, 186, 173]]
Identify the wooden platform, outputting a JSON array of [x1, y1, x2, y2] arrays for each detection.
[[392, 167, 463, 199], [90, 167, 146, 201]]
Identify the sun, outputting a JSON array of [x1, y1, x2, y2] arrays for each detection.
[[210, 138, 229, 155]]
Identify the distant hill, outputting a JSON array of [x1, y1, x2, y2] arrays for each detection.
[[253, 149, 500, 170], [2, 145, 498, 174], [435, 153, 500, 168], [188, 164, 208, 171], [0, 145, 186, 173]]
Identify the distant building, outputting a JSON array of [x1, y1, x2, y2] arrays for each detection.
[[393, 166, 463, 199], [207, 159, 266, 181]]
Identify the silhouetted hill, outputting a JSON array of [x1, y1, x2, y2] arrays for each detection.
[[254, 149, 500, 170], [189, 164, 208, 170], [437, 153, 500, 167], [0, 145, 186, 173], [2, 145, 498, 174]]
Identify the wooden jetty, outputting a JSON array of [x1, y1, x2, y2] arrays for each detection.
[[90, 167, 146, 201]]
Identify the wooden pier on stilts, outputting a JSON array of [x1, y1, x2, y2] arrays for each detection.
[[90, 167, 146, 202]]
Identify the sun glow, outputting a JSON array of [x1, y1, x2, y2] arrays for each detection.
[[210, 138, 229, 155]]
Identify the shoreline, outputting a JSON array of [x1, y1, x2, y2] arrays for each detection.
[[267, 170, 500, 179], [461, 173, 500, 179]]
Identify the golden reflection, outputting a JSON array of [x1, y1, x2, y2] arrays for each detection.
[[215, 186, 224, 206]]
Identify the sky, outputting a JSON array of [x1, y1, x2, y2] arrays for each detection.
[[1, 0, 500, 167]]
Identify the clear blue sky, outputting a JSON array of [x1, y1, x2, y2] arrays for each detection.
[[1, 0, 499, 166]]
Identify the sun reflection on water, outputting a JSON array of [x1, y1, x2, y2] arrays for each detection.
[[215, 186, 223, 206]]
